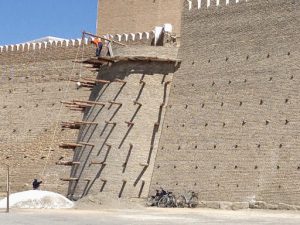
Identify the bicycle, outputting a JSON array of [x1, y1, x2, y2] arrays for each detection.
[[157, 191, 177, 208], [146, 195, 161, 207], [176, 191, 199, 208], [146, 188, 166, 207]]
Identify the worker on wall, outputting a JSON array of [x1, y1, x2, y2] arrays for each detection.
[[91, 38, 103, 57]]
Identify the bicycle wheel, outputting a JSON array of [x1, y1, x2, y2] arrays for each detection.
[[158, 196, 168, 208], [189, 196, 199, 208], [168, 195, 177, 208], [146, 197, 154, 207], [176, 195, 186, 208]]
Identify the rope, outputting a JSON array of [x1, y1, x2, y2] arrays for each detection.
[[41, 41, 83, 179], [36, 42, 68, 165], [34, 42, 66, 176], [54, 41, 87, 192], [79, 38, 85, 79]]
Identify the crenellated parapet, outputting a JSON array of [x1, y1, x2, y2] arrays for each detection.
[[186, 0, 249, 10], [0, 39, 85, 53], [0, 30, 159, 55], [106, 31, 155, 42]]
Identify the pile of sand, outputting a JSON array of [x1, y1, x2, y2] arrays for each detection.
[[0, 190, 74, 209]]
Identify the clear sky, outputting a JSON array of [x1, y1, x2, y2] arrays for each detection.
[[0, 0, 97, 46]]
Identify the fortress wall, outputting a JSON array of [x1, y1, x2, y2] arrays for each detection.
[[0, 28, 173, 194], [67, 47, 179, 199], [0, 41, 95, 194], [0, 166, 7, 198], [150, 0, 300, 205], [97, 0, 184, 35]]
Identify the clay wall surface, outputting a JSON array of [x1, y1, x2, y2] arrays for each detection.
[[0, 41, 95, 194], [0, 30, 174, 195], [0, 166, 7, 197], [97, 0, 184, 35], [150, 0, 300, 205], [68, 46, 179, 199]]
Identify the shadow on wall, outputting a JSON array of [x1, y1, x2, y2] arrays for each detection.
[[67, 60, 180, 199]]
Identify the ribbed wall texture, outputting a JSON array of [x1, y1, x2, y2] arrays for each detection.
[[0, 43, 95, 194], [97, 0, 184, 35], [150, 0, 300, 205]]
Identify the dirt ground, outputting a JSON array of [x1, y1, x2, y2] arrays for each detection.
[[1, 207, 300, 225]]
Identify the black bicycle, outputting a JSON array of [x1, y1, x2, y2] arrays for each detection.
[[157, 191, 177, 208]]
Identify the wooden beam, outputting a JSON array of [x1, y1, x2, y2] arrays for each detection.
[[80, 56, 181, 66], [56, 161, 80, 166], [79, 142, 95, 147], [59, 143, 83, 149], [80, 84, 95, 88], [64, 102, 93, 108], [68, 107, 85, 112], [125, 121, 134, 126], [70, 78, 96, 85], [114, 78, 127, 83], [60, 178, 79, 181], [73, 100, 106, 106], [108, 101, 122, 105], [83, 31, 127, 46], [90, 161, 107, 165], [61, 101, 75, 105], [105, 121, 116, 125], [74, 121, 98, 125], [61, 122, 81, 129], [74, 103, 93, 108], [83, 78, 110, 84]]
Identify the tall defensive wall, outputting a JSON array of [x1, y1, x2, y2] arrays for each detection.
[[150, 0, 300, 207], [0, 41, 94, 193], [97, 0, 184, 35], [1, 0, 299, 209], [0, 32, 174, 194]]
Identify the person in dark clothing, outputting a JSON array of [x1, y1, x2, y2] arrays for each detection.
[[160, 188, 167, 197], [32, 179, 42, 190], [155, 190, 160, 197]]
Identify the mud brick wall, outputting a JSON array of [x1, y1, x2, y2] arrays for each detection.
[[0, 41, 95, 194], [150, 0, 300, 205], [0, 31, 175, 195], [67, 46, 179, 199], [97, 0, 184, 35], [0, 166, 7, 198]]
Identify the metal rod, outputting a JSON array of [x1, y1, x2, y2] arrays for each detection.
[[83, 31, 126, 46], [6, 164, 9, 213]]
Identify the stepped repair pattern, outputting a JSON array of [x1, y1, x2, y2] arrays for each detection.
[[66, 52, 180, 199]]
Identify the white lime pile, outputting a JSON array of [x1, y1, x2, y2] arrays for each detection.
[[0, 190, 74, 209]]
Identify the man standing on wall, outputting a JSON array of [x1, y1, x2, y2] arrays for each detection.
[[91, 38, 103, 57]]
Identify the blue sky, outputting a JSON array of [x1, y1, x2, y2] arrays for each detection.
[[0, 0, 97, 45]]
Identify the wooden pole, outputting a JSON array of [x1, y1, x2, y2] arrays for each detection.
[[83, 31, 126, 46], [6, 164, 9, 213]]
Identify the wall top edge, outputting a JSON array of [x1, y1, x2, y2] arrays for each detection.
[[0, 27, 164, 54], [185, 0, 249, 10]]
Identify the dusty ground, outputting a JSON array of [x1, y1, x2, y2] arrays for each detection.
[[1, 208, 300, 225]]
